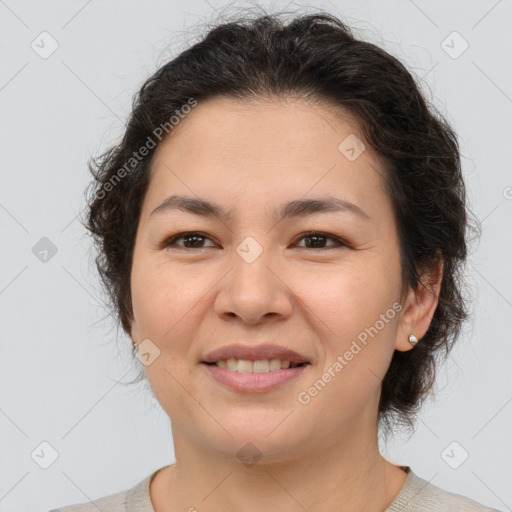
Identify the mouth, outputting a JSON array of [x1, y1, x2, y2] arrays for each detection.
[[200, 343, 312, 392], [200, 358, 311, 393], [202, 359, 310, 372]]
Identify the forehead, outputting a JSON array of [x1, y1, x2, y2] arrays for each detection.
[[145, 95, 389, 223], [153, 94, 371, 160]]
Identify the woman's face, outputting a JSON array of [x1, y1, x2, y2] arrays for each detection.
[[130, 96, 414, 461]]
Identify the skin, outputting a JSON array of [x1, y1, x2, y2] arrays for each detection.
[[129, 95, 442, 512]]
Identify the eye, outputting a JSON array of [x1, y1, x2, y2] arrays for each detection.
[[294, 231, 348, 250], [160, 230, 349, 251], [160, 231, 216, 250]]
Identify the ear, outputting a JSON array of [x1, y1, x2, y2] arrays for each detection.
[[395, 257, 443, 352]]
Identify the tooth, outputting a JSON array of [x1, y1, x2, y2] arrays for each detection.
[[216, 358, 298, 372], [269, 358, 282, 371], [237, 359, 253, 373], [253, 359, 270, 373], [227, 358, 238, 371]]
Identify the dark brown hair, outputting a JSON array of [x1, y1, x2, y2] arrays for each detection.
[[83, 8, 478, 435]]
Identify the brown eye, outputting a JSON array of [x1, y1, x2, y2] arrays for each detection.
[[295, 231, 348, 250], [161, 232, 216, 249], [159, 231, 348, 251]]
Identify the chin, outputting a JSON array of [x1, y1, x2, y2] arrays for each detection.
[[198, 418, 310, 465]]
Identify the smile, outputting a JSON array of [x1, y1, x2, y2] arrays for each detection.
[[206, 358, 306, 372], [201, 360, 311, 393]]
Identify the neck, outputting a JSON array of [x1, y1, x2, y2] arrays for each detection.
[[152, 421, 407, 512]]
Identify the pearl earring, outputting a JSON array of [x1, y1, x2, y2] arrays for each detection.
[[408, 334, 418, 346]]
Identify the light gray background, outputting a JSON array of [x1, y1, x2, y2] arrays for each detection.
[[1, 1, 511, 511]]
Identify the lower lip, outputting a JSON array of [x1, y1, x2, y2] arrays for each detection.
[[201, 363, 310, 393]]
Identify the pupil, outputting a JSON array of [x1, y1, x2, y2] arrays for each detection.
[[307, 235, 324, 248], [185, 235, 203, 248]]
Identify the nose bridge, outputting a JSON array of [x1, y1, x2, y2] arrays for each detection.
[[231, 233, 277, 296], [215, 233, 292, 323]]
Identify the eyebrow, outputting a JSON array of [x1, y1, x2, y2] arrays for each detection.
[[149, 194, 370, 222]]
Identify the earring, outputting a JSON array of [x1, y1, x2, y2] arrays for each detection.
[[408, 334, 418, 346]]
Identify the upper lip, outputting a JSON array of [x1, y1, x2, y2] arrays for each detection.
[[202, 343, 310, 364]]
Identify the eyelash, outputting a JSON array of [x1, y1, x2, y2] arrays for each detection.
[[160, 231, 349, 251]]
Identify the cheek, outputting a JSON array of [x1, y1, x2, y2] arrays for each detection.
[[130, 258, 205, 413], [291, 265, 399, 425], [131, 256, 206, 340], [297, 257, 398, 333], [294, 257, 400, 384]]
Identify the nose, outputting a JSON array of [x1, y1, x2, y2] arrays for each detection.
[[213, 245, 293, 326]]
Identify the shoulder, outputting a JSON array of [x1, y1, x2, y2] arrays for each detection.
[[389, 468, 503, 512], [47, 469, 157, 512], [47, 487, 129, 512]]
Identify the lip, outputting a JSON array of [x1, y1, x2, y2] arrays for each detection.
[[202, 363, 310, 393], [201, 343, 310, 364]]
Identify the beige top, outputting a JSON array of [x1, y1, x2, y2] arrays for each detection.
[[48, 465, 502, 512]]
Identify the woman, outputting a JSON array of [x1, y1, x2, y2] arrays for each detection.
[[50, 8, 501, 512]]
